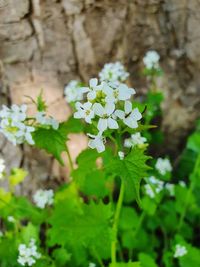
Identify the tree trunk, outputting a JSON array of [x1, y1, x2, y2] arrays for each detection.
[[0, 0, 199, 191]]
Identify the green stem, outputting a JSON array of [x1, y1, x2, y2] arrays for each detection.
[[66, 145, 74, 171], [177, 154, 200, 231], [111, 179, 125, 266]]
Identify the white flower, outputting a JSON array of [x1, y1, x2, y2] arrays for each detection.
[[86, 79, 113, 102], [93, 103, 118, 132], [144, 184, 155, 198], [144, 176, 164, 198], [99, 62, 129, 84], [179, 181, 186, 187], [15, 123, 35, 145], [165, 183, 175, 196], [8, 216, 15, 223], [88, 132, 105, 153], [115, 101, 142, 129], [0, 158, 5, 180], [0, 231, 3, 237], [74, 102, 95, 124], [143, 50, 160, 69], [118, 151, 124, 160], [124, 132, 147, 148], [148, 176, 164, 193], [64, 80, 85, 103], [0, 104, 35, 146], [35, 112, 59, 130], [155, 158, 172, 175], [105, 83, 135, 103], [18, 239, 41, 266], [89, 263, 96, 267], [174, 244, 188, 258], [33, 189, 54, 209]]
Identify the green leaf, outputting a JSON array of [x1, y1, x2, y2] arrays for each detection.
[[48, 200, 112, 260], [187, 132, 200, 153], [119, 207, 139, 230], [52, 248, 71, 266], [32, 122, 69, 164], [109, 262, 141, 267], [37, 90, 47, 111], [107, 147, 151, 205], [62, 116, 84, 133], [9, 168, 27, 187], [139, 253, 158, 267], [21, 222, 39, 244]]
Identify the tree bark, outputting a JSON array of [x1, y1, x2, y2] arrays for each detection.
[[0, 0, 199, 191]]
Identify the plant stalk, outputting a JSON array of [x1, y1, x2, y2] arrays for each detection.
[[111, 179, 125, 266]]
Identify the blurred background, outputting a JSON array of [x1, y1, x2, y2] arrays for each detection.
[[0, 0, 199, 193]]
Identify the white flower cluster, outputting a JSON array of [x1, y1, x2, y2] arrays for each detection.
[[143, 50, 160, 69], [155, 158, 172, 175], [35, 112, 59, 130], [0, 158, 5, 180], [99, 62, 129, 85], [7, 216, 15, 223], [0, 105, 35, 145], [17, 239, 41, 266], [124, 132, 147, 148], [174, 244, 188, 258], [144, 176, 164, 198], [74, 78, 142, 153], [33, 189, 54, 209], [64, 80, 86, 103]]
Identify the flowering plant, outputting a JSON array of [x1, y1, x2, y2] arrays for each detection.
[[0, 56, 200, 267]]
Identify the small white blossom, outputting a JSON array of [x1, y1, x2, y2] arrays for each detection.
[[144, 176, 164, 198], [33, 189, 54, 209], [8, 216, 15, 223], [35, 112, 59, 130], [0, 104, 35, 146], [93, 103, 118, 132], [105, 83, 135, 103], [174, 244, 188, 258], [124, 132, 147, 148], [155, 158, 172, 175], [144, 184, 155, 198], [165, 183, 175, 196], [74, 102, 95, 124], [64, 80, 85, 103], [115, 101, 142, 129], [99, 62, 129, 84], [143, 50, 160, 69], [18, 239, 41, 266], [0, 158, 5, 180], [179, 181, 186, 187], [89, 263, 96, 267], [88, 132, 105, 153], [118, 151, 124, 160]]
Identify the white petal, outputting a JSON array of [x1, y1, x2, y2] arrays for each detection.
[[115, 110, 125, 119], [74, 111, 82, 119], [97, 118, 108, 132], [87, 91, 96, 100], [124, 117, 138, 128], [105, 102, 115, 115], [124, 101, 132, 114], [93, 103, 105, 116], [131, 108, 142, 121], [107, 118, 119, 129], [83, 102, 92, 109], [89, 78, 98, 87], [96, 141, 105, 153]]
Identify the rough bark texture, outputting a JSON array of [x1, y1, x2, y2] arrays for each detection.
[[0, 0, 200, 191]]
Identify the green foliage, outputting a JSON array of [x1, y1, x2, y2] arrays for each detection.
[[108, 147, 151, 205], [33, 122, 69, 164]]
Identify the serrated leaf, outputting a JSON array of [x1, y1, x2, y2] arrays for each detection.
[[32, 122, 69, 165], [107, 147, 151, 205], [48, 200, 112, 259]]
